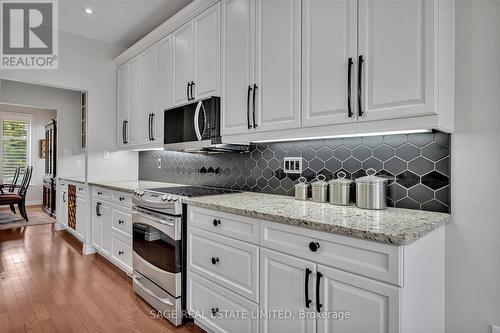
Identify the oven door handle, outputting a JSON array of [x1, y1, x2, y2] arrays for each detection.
[[193, 100, 203, 141], [132, 209, 175, 227], [133, 275, 174, 306]]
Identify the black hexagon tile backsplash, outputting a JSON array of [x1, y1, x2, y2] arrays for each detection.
[[139, 131, 451, 213]]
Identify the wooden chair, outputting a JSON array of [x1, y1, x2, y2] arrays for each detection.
[[0, 166, 22, 213], [0, 166, 33, 221]]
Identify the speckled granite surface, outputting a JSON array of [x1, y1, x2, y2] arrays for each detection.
[[88, 180, 186, 193], [185, 192, 450, 245], [58, 177, 86, 183]]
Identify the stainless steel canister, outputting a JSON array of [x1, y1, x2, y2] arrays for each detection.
[[355, 168, 389, 210], [294, 177, 309, 201], [328, 171, 353, 206], [311, 175, 328, 203]]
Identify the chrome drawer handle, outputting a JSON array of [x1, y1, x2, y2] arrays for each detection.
[[133, 276, 174, 306]]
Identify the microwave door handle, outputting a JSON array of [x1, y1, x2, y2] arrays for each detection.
[[194, 101, 203, 141]]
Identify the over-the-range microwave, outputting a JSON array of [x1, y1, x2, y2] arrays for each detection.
[[164, 96, 249, 153]]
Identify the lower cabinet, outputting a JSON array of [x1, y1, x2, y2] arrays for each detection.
[[187, 205, 445, 333], [188, 271, 259, 333], [260, 248, 315, 333], [58, 182, 68, 226], [91, 186, 133, 274], [317, 264, 400, 333]]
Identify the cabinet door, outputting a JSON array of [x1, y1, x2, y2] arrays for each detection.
[[317, 264, 400, 333], [127, 57, 141, 144], [358, 0, 436, 121], [100, 202, 112, 256], [139, 47, 156, 143], [172, 22, 193, 105], [92, 200, 102, 250], [193, 3, 220, 100], [117, 65, 129, 145], [59, 190, 68, 226], [254, 0, 301, 132], [220, 0, 255, 135], [260, 248, 315, 333], [75, 196, 86, 240], [302, 0, 358, 127], [154, 36, 172, 142]]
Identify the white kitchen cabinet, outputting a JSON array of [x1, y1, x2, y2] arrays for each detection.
[[260, 248, 315, 333], [75, 194, 87, 241], [253, 0, 301, 132], [58, 184, 68, 226], [302, 0, 358, 127], [317, 264, 400, 333], [220, 0, 256, 135], [357, 0, 436, 122], [139, 47, 156, 143], [172, 22, 194, 105], [91, 186, 132, 275], [172, 3, 221, 106], [193, 3, 220, 100], [154, 36, 172, 142], [220, 0, 301, 135], [127, 57, 141, 145], [117, 64, 129, 146]]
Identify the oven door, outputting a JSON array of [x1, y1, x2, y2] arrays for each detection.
[[132, 207, 182, 297]]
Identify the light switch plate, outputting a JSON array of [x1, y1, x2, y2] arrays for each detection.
[[284, 157, 303, 174], [158, 159, 162, 169], [492, 324, 500, 333]]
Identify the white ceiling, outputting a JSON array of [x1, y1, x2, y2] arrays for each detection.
[[59, 0, 192, 51]]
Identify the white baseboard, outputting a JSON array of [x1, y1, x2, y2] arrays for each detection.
[[83, 244, 96, 255], [54, 223, 65, 231]]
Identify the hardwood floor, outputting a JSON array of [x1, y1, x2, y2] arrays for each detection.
[[0, 207, 205, 333]]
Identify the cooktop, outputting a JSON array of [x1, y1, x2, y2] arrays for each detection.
[[149, 186, 241, 198]]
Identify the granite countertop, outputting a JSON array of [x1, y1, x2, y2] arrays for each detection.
[[185, 192, 450, 246], [59, 177, 86, 183], [88, 180, 186, 193]]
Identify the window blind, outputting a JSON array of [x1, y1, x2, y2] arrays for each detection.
[[3, 119, 28, 182]]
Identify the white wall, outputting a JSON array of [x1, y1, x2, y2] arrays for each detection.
[[0, 105, 57, 205], [0, 31, 138, 182], [0, 80, 84, 179], [447, 1, 500, 332]]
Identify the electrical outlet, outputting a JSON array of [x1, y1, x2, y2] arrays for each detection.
[[284, 157, 303, 174], [492, 324, 500, 333], [158, 159, 162, 169]]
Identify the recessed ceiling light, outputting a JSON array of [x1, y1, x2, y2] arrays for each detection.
[[84, 8, 93, 14]]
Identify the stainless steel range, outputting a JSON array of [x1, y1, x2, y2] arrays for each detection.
[[131, 185, 239, 326]]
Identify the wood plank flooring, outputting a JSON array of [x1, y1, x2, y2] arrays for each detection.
[[0, 207, 205, 333]]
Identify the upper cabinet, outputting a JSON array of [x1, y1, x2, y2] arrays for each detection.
[[115, 0, 454, 148], [221, 0, 301, 136], [301, 0, 358, 127], [173, 3, 221, 106], [357, 0, 436, 122]]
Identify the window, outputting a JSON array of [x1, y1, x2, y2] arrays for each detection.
[[0, 114, 31, 183]]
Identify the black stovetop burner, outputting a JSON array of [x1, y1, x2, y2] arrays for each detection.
[[149, 186, 241, 198]]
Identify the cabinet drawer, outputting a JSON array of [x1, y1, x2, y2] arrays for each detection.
[[76, 184, 86, 195], [112, 208, 132, 239], [188, 271, 259, 333], [112, 192, 132, 207], [188, 227, 259, 303], [260, 220, 402, 286], [112, 236, 132, 272], [188, 206, 259, 244], [92, 187, 112, 201]]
